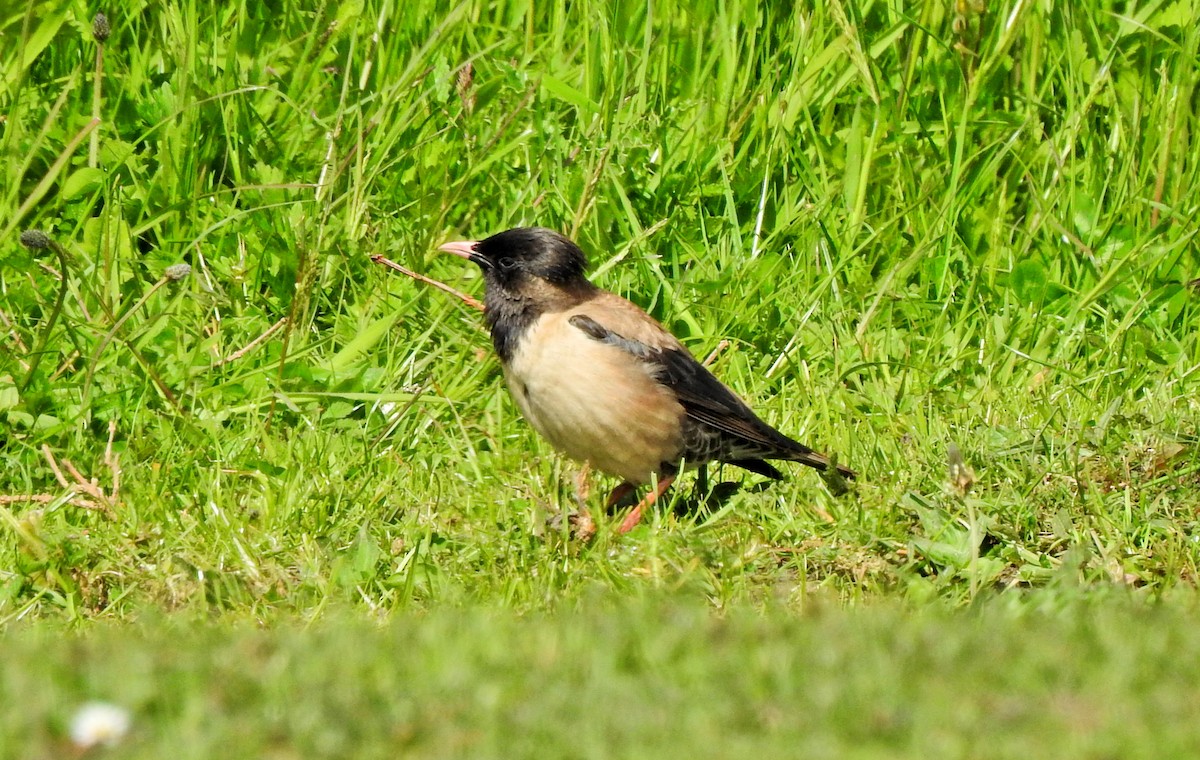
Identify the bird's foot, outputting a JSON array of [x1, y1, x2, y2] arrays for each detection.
[[568, 509, 596, 541], [545, 508, 597, 541]]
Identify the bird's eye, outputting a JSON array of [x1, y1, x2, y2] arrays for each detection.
[[498, 257, 517, 270]]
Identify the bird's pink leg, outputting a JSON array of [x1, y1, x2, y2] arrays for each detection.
[[616, 474, 677, 534]]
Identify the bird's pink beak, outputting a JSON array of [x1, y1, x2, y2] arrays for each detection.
[[438, 240, 479, 259]]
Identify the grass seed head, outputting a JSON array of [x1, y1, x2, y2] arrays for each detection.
[[93, 13, 111, 43], [164, 263, 192, 281], [19, 229, 51, 250]]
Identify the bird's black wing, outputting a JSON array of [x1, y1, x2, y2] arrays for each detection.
[[568, 314, 840, 473]]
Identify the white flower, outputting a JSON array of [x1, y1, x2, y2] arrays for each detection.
[[69, 701, 131, 749]]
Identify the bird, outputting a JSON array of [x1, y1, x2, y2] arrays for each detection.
[[438, 227, 856, 533]]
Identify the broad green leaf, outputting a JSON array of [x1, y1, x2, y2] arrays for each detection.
[[541, 74, 598, 114], [1011, 259, 1047, 303], [62, 167, 106, 199], [328, 311, 403, 372]]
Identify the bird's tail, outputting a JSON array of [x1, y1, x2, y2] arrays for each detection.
[[787, 447, 857, 480]]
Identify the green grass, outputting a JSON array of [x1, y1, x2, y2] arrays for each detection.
[[1, 0, 1199, 753], [8, 596, 1200, 758]]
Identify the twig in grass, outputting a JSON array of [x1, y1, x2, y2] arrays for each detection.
[[38, 445, 116, 517], [49, 350, 81, 382], [35, 259, 63, 280], [42, 445, 71, 491], [701, 340, 730, 368], [0, 493, 105, 511], [371, 254, 484, 311], [61, 459, 106, 503], [214, 317, 289, 367]]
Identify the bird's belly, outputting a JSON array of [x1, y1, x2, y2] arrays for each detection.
[[504, 317, 684, 485]]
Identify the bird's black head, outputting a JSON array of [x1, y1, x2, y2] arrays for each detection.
[[439, 227, 597, 362], [439, 227, 590, 293]]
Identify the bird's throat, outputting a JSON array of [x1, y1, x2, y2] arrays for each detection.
[[484, 279, 598, 363], [484, 291, 539, 363]]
